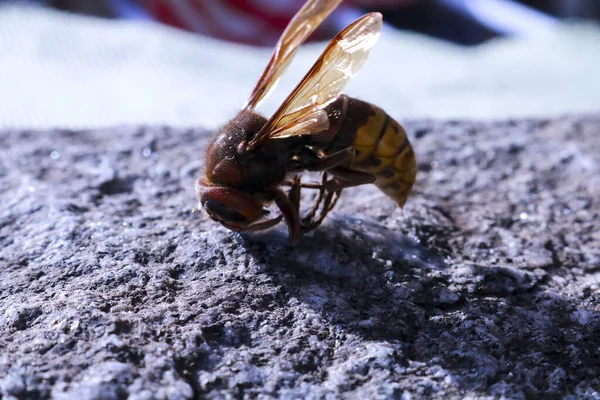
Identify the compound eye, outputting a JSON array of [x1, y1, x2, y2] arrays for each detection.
[[203, 199, 248, 224]]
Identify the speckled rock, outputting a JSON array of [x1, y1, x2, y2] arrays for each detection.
[[0, 116, 599, 399]]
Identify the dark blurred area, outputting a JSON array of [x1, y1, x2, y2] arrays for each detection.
[[379, 0, 600, 44], [6, 0, 600, 45]]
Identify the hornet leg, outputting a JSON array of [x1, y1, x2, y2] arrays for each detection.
[[302, 187, 342, 233], [302, 172, 328, 225], [224, 215, 284, 233], [222, 178, 302, 245], [302, 167, 377, 231], [303, 147, 355, 171], [325, 166, 377, 189], [269, 185, 302, 246]]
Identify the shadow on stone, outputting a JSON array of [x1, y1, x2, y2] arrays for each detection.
[[243, 215, 451, 342], [242, 216, 600, 396]]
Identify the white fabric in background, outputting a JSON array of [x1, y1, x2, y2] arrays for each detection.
[[1, 4, 599, 130]]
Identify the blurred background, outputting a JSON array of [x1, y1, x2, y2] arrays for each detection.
[[19, 0, 600, 45], [1, 0, 599, 129]]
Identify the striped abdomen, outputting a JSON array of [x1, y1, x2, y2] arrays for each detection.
[[323, 95, 417, 207]]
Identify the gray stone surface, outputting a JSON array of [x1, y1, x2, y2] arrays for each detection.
[[1, 115, 599, 399]]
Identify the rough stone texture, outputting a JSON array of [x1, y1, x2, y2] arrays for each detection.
[[1, 115, 599, 399]]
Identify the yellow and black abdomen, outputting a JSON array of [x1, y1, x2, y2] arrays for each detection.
[[328, 96, 417, 207]]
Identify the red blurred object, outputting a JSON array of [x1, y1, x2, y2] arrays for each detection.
[[138, 0, 414, 45]]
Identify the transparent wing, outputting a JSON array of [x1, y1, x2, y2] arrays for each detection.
[[242, 0, 343, 110], [247, 12, 382, 150]]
